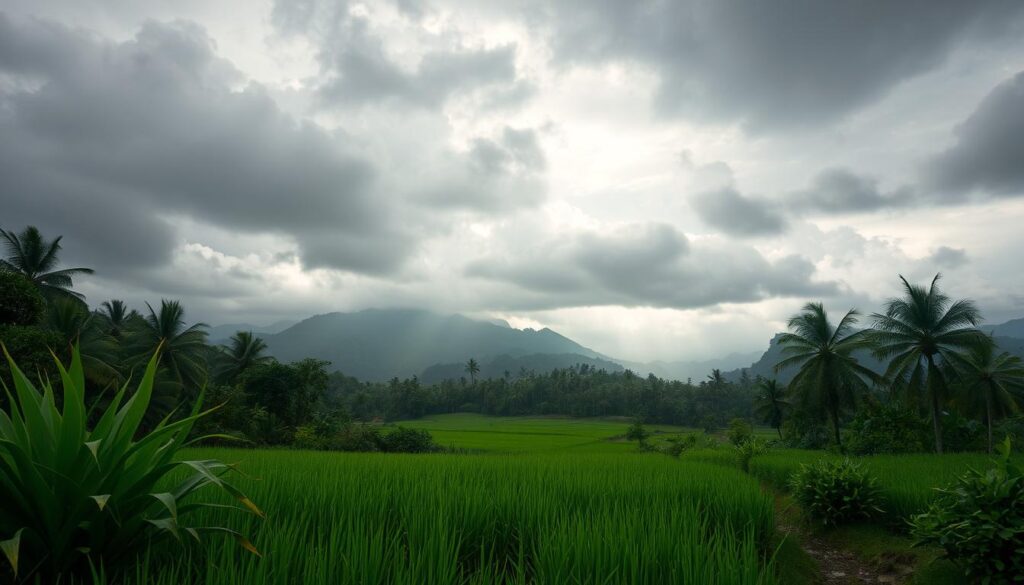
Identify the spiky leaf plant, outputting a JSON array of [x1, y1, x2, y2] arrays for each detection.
[[0, 344, 262, 582]]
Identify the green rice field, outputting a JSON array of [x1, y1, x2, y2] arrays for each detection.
[[104, 415, 1001, 583], [685, 446, 1019, 526], [399, 413, 694, 453], [129, 448, 777, 584]]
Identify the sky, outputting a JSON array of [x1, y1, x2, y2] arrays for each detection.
[[2, 0, 1024, 362]]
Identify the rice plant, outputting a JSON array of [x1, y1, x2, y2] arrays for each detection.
[[109, 450, 778, 584]]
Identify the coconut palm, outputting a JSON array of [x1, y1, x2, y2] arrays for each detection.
[[870, 274, 984, 454], [946, 336, 1024, 453], [707, 369, 726, 390], [776, 303, 881, 449], [96, 299, 139, 339], [127, 300, 209, 399], [753, 379, 789, 438], [0, 226, 94, 301], [215, 331, 273, 384], [44, 297, 120, 389], [465, 358, 480, 384]]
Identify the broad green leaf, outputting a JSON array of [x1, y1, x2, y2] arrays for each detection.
[[0, 528, 24, 577]]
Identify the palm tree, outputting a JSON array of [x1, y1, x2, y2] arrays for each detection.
[[707, 369, 726, 389], [775, 303, 880, 449], [946, 336, 1024, 453], [870, 274, 984, 454], [127, 300, 209, 399], [0, 226, 94, 301], [44, 297, 121, 388], [465, 358, 480, 384], [96, 299, 139, 339], [753, 379, 789, 438], [215, 331, 273, 384]]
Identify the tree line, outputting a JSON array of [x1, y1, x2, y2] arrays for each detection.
[[2, 225, 1022, 453]]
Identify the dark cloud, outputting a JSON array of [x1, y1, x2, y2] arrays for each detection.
[[928, 246, 969, 269], [466, 223, 837, 309], [0, 13, 414, 275], [788, 168, 915, 214], [537, 0, 1024, 130], [925, 70, 1024, 198], [271, 1, 521, 109], [689, 188, 787, 236]]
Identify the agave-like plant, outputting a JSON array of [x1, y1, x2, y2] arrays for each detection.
[[0, 345, 262, 581]]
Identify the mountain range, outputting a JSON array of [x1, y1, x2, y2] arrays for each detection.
[[212, 309, 1024, 383]]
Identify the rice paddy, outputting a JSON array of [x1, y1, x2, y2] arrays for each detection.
[[126, 448, 777, 584], [102, 415, 1004, 583]]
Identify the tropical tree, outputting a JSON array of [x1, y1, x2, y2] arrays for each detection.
[[870, 274, 984, 453], [127, 300, 209, 400], [753, 378, 789, 438], [707, 369, 726, 390], [0, 226, 94, 301], [776, 303, 881, 449], [465, 358, 480, 384], [96, 299, 138, 339], [214, 331, 273, 384], [946, 336, 1024, 453], [44, 298, 120, 389]]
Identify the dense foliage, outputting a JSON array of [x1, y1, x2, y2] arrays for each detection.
[[789, 459, 883, 526], [0, 347, 260, 582], [912, 440, 1024, 584]]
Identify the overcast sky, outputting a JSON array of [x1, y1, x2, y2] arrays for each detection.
[[3, 0, 1024, 362]]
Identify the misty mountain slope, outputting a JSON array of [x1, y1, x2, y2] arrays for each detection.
[[208, 320, 297, 344], [263, 309, 603, 381], [989, 317, 1024, 339]]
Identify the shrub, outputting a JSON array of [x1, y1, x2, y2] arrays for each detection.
[[663, 433, 701, 457], [330, 423, 383, 452], [0, 346, 261, 582], [727, 418, 754, 447], [0, 272, 44, 326], [940, 410, 985, 453], [790, 459, 883, 526], [911, 439, 1024, 584], [625, 419, 649, 444], [734, 438, 768, 473], [845, 403, 929, 455], [379, 426, 438, 453]]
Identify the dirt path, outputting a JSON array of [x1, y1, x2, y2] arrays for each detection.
[[773, 494, 911, 584]]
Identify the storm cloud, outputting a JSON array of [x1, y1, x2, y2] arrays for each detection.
[[0, 14, 414, 274], [536, 0, 1024, 130], [466, 223, 837, 310], [925, 70, 1024, 198]]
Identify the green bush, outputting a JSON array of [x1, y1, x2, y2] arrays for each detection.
[[379, 426, 439, 453], [0, 346, 261, 581], [845, 402, 929, 455], [727, 418, 753, 446], [0, 272, 44, 326], [911, 439, 1024, 584], [790, 459, 883, 526], [735, 438, 769, 473]]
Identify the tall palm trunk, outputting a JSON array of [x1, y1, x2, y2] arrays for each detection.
[[827, 386, 842, 449], [985, 390, 993, 455], [926, 355, 943, 454]]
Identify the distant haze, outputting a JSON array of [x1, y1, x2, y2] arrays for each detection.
[[4, 1, 1024, 361]]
